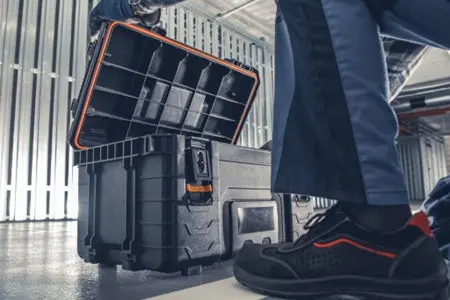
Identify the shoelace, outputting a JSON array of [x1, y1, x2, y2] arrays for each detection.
[[293, 205, 339, 245]]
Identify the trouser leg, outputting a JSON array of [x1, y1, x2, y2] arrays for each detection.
[[381, 0, 450, 50], [271, 0, 409, 205]]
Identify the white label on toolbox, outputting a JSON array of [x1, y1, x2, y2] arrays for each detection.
[[147, 278, 266, 300]]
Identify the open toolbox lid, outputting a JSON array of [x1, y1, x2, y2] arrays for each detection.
[[68, 22, 260, 150]]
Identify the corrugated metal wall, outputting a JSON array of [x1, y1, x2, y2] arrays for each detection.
[[444, 136, 450, 173], [0, 1, 446, 220], [419, 136, 447, 196], [397, 138, 424, 201], [0, 0, 88, 221], [397, 120, 447, 201], [0, 0, 275, 221]]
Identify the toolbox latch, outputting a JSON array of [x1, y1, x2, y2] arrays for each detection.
[[185, 139, 213, 205], [185, 184, 213, 206], [187, 141, 212, 182]]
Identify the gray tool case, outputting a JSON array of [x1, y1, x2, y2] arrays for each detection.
[[74, 135, 313, 274]]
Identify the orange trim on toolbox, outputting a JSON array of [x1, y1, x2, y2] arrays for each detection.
[[313, 238, 397, 259], [186, 184, 213, 193], [73, 22, 259, 150]]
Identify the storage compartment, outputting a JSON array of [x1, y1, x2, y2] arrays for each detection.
[[69, 22, 260, 150], [77, 116, 130, 147], [126, 122, 157, 138], [204, 117, 235, 141], [211, 98, 245, 122], [217, 71, 255, 103], [104, 24, 161, 74], [89, 89, 138, 120], [174, 55, 210, 89], [133, 80, 169, 121], [184, 93, 214, 130], [75, 135, 285, 274], [229, 201, 279, 254], [148, 45, 186, 81], [96, 64, 146, 97]]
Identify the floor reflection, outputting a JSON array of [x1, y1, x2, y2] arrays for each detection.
[[0, 222, 233, 300]]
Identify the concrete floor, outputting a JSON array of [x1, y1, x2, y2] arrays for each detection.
[[0, 222, 275, 300], [0, 221, 448, 300]]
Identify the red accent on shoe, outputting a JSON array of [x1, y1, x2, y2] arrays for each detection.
[[408, 211, 433, 237], [313, 239, 397, 259]]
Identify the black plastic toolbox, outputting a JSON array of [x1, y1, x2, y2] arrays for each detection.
[[68, 22, 260, 150], [75, 134, 292, 274], [289, 195, 314, 241]]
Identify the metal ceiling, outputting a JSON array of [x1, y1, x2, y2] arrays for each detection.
[[183, 0, 276, 43], [402, 49, 450, 89], [395, 48, 450, 137]]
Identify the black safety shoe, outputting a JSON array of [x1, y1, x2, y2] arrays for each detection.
[[234, 205, 449, 300]]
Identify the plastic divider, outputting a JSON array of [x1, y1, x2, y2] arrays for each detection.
[[72, 23, 260, 149]]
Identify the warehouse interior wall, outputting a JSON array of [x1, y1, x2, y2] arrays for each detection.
[[445, 136, 450, 173], [0, 0, 447, 221], [0, 0, 275, 221], [398, 121, 448, 202]]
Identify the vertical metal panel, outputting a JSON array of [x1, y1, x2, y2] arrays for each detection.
[[0, 0, 7, 220], [243, 41, 253, 147], [250, 45, 259, 148], [397, 124, 447, 202], [11, 0, 41, 221], [262, 48, 274, 143], [415, 120, 447, 198], [186, 11, 194, 47], [177, 7, 186, 44], [397, 138, 424, 201], [0, 0, 21, 221], [33, 0, 58, 220], [256, 47, 265, 146]]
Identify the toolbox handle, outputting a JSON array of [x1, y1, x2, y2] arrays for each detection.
[[186, 184, 212, 193], [185, 184, 213, 206]]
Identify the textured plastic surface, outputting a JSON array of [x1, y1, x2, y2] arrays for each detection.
[[75, 134, 285, 274], [290, 195, 314, 240], [68, 22, 260, 150]]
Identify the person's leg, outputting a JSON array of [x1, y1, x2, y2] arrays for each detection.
[[234, 0, 449, 298], [271, 0, 409, 208], [271, 0, 413, 231], [380, 0, 450, 50]]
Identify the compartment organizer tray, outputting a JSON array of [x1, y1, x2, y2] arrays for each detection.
[[68, 22, 260, 150]]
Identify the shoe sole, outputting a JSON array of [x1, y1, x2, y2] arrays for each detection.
[[234, 264, 449, 300]]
